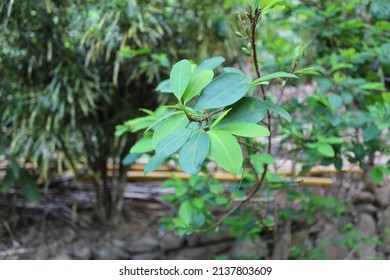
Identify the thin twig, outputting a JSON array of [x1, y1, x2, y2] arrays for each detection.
[[202, 7, 275, 232], [277, 61, 297, 104]]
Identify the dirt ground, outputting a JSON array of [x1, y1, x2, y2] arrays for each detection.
[[1, 173, 389, 260]]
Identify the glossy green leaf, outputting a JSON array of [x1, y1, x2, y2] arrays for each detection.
[[383, 92, 390, 104], [222, 67, 246, 75], [196, 56, 225, 70], [317, 143, 335, 157], [363, 125, 380, 142], [192, 213, 206, 227], [370, 167, 383, 184], [252, 153, 275, 164], [156, 128, 193, 157], [144, 154, 168, 174], [156, 79, 172, 93], [179, 131, 210, 175], [179, 201, 194, 225], [115, 125, 128, 137], [207, 130, 243, 174], [216, 122, 270, 137], [328, 95, 343, 109], [195, 73, 251, 110], [325, 137, 344, 144], [182, 69, 214, 102], [358, 82, 385, 91], [152, 114, 189, 148], [124, 116, 155, 133], [251, 72, 298, 87], [209, 109, 232, 130], [294, 67, 320, 75], [130, 136, 153, 154], [262, 5, 285, 16], [19, 169, 40, 204], [170, 59, 191, 100], [265, 101, 292, 122], [122, 153, 141, 165], [217, 97, 268, 126]]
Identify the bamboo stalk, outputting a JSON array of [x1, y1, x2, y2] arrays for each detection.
[[121, 171, 333, 186]]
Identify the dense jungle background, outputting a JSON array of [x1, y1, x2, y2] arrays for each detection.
[[0, 0, 389, 260]]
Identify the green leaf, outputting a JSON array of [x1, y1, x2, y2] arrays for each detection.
[[1, 170, 15, 194], [383, 92, 390, 104], [358, 82, 385, 91], [172, 218, 188, 229], [363, 125, 380, 142], [217, 97, 268, 126], [216, 122, 270, 137], [130, 136, 154, 154], [122, 153, 141, 166], [191, 198, 205, 209], [182, 69, 214, 102], [192, 213, 206, 227], [156, 79, 172, 93], [328, 95, 343, 109], [196, 56, 225, 70], [317, 143, 335, 157], [170, 59, 192, 100], [124, 116, 155, 133], [255, 153, 275, 164], [207, 130, 243, 174], [262, 5, 285, 16], [195, 73, 251, 110], [251, 72, 298, 87], [19, 169, 40, 204], [324, 137, 344, 144], [115, 125, 128, 137], [144, 154, 167, 174], [265, 101, 292, 122], [152, 114, 189, 148], [156, 128, 194, 157], [370, 167, 383, 184], [209, 109, 232, 130], [179, 201, 194, 226], [222, 67, 246, 75], [179, 131, 210, 175], [294, 67, 320, 75]]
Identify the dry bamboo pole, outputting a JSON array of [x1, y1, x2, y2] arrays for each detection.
[[115, 171, 334, 187]]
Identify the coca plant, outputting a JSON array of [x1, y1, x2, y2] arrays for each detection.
[[116, 0, 308, 233], [117, 57, 297, 174]]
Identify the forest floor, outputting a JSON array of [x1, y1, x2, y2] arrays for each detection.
[[1, 173, 389, 260]]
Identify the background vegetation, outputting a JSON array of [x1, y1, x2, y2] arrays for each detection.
[[0, 0, 389, 259]]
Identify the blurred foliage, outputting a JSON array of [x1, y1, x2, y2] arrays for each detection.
[[0, 0, 241, 221]]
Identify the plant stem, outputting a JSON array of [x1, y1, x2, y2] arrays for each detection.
[[203, 7, 274, 232]]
